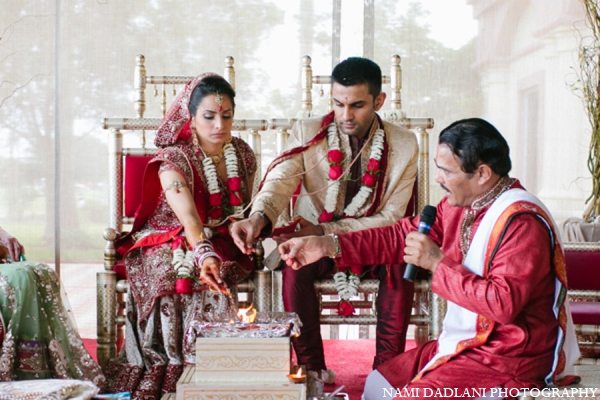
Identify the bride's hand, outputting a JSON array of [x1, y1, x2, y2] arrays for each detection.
[[199, 256, 228, 293]]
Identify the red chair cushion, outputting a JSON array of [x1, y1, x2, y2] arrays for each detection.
[[124, 155, 154, 218], [569, 301, 600, 325], [564, 251, 600, 291], [114, 260, 127, 280]]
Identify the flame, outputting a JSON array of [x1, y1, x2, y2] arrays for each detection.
[[237, 304, 257, 323], [294, 367, 303, 378]]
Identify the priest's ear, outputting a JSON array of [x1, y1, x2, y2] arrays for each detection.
[[475, 163, 495, 186]]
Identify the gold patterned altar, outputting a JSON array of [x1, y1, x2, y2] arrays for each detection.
[[172, 337, 305, 399]]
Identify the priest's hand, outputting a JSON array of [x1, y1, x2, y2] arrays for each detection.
[[231, 212, 269, 255], [272, 217, 324, 244], [403, 232, 444, 273], [278, 235, 335, 270]]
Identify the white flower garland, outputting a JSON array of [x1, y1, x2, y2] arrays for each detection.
[[333, 271, 360, 300], [323, 124, 385, 218], [323, 125, 342, 214], [223, 142, 244, 216], [172, 247, 195, 278], [202, 157, 219, 193]]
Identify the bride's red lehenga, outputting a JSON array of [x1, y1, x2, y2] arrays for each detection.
[[104, 74, 256, 399]]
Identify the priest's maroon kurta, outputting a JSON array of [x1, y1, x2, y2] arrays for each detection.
[[337, 180, 560, 392]]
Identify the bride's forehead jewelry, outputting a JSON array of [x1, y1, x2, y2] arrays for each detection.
[[215, 92, 223, 112]]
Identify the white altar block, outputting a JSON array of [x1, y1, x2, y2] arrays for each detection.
[[194, 337, 291, 383], [177, 365, 306, 400]]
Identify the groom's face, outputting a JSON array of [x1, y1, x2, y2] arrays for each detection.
[[332, 82, 384, 139]]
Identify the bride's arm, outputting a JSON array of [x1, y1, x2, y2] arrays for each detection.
[[159, 169, 225, 292]]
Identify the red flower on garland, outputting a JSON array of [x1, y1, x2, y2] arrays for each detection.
[[361, 173, 377, 187], [209, 207, 223, 219], [337, 300, 355, 317], [209, 193, 223, 207], [171, 235, 186, 251], [349, 265, 364, 275], [320, 209, 335, 223], [328, 149, 344, 164], [229, 192, 242, 206], [329, 165, 343, 180], [367, 158, 380, 173], [176, 278, 192, 294], [227, 177, 242, 192]]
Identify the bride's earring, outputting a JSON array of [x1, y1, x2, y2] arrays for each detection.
[[191, 126, 199, 148]]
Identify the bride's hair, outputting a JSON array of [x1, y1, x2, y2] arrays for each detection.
[[188, 75, 236, 116]]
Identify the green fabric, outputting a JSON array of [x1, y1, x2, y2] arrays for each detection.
[[0, 262, 104, 386]]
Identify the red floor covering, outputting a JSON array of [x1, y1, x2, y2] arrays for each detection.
[[322, 339, 416, 400], [83, 338, 416, 400]]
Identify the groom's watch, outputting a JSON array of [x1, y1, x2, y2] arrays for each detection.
[[328, 233, 341, 259]]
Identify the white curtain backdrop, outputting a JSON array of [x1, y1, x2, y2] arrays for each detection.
[[0, 0, 591, 337]]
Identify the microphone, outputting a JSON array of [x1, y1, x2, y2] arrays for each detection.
[[403, 205, 437, 282]]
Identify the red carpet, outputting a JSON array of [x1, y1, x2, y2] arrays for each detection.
[[323, 339, 416, 400], [83, 338, 415, 400], [83, 338, 97, 361]]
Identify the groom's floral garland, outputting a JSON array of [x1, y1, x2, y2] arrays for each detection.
[[319, 124, 385, 316], [333, 269, 361, 316], [319, 124, 385, 223], [171, 140, 243, 294]]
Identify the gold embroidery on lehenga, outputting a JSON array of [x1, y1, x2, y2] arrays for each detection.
[[17, 341, 45, 372], [0, 274, 17, 380]]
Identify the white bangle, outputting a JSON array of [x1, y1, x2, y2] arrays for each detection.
[[198, 252, 221, 267]]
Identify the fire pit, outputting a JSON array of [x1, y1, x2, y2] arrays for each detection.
[[188, 310, 301, 339], [176, 310, 306, 399]]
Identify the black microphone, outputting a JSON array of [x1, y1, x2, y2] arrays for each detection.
[[403, 205, 437, 282]]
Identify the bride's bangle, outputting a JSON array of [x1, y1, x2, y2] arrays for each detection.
[[198, 252, 222, 268]]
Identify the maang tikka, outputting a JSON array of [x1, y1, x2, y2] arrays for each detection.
[[215, 91, 223, 111]]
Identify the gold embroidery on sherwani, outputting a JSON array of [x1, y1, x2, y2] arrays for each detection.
[[459, 176, 515, 258]]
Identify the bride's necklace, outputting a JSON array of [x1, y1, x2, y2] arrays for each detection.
[[205, 150, 224, 165]]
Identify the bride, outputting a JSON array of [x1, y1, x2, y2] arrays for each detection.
[[104, 74, 257, 399]]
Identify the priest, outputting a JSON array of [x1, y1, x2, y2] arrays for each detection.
[[278, 118, 580, 398]]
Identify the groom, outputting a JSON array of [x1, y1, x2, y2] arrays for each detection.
[[231, 57, 419, 396]]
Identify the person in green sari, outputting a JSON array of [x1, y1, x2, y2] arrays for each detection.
[[0, 227, 105, 387]]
